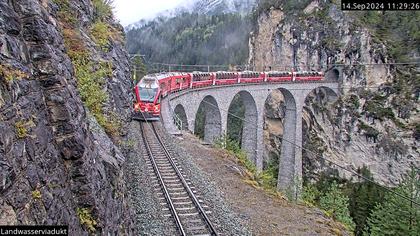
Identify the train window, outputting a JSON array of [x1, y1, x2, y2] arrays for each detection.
[[194, 74, 210, 81], [139, 87, 157, 102]]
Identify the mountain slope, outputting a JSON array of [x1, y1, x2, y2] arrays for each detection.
[[126, 12, 251, 67], [192, 0, 256, 14]]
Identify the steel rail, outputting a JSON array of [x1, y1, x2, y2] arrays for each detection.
[[140, 122, 187, 236], [150, 124, 218, 236]]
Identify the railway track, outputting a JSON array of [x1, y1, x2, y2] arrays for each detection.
[[140, 122, 218, 236]]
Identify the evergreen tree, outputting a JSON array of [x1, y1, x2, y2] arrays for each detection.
[[345, 166, 385, 235], [132, 55, 147, 83], [126, 13, 251, 67], [320, 181, 356, 231], [365, 168, 420, 236]]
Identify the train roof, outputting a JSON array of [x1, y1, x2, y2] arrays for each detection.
[[241, 71, 260, 73], [267, 71, 292, 74]]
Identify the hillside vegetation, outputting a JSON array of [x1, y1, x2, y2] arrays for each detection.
[[126, 13, 251, 67]]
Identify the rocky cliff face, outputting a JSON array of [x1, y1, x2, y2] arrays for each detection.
[[0, 0, 135, 234], [251, 1, 419, 185]]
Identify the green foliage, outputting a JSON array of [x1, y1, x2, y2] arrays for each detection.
[[92, 0, 113, 21], [303, 130, 327, 167], [304, 168, 387, 235], [63, 27, 119, 136], [344, 166, 386, 235], [264, 157, 279, 188], [358, 121, 379, 141], [56, 0, 121, 137], [364, 100, 395, 121], [90, 18, 122, 53], [320, 181, 356, 231], [282, 0, 313, 12], [321, 35, 343, 51], [214, 135, 279, 191], [15, 120, 28, 139], [77, 207, 97, 233], [365, 168, 420, 236], [118, 138, 136, 149], [0, 64, 27, 83], [215, 135, 256, 173], [74, 57, 120, 136], [255, 169, 277, 190], [73, 56, 107, 113], [361, 91, 395, 121], [126, 13, 251, 67], [53, 0, 77, 26], [346, 94, 360, 110], [31, 190, 42, 200], [90, 21, 111, 51], [302, 184, 320, 206], [357, 11, 420, 62], [132, 55, 147, 83]]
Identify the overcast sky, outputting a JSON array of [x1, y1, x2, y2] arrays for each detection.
[[113, 0, 191, 26]]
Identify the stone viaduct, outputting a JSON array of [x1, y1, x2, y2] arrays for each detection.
[[160, 78, 339, 197]]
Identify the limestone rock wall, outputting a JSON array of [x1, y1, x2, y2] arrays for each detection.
[[0, 0, 135, 234], [254, 1, 419, 185]]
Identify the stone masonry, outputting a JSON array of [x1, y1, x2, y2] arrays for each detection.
[[161, 81, 339, 196]]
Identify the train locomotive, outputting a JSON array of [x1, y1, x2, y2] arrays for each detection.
[[133, 70, 323, 121]]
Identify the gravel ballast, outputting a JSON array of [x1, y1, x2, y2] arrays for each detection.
[[154, 122, 252, 235], [126, 121, 176, 235]]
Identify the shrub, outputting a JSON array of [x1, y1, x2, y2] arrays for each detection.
[[364, 100, 395, 121], [346, 94, 360, 110], [53, 0, 77, 26], [77, 208, 97, 233], [63, 29, 88, 60], [358, 121, 379, 142], [214, 135, 278, 191], [63, 25, 119, 136], [302, 184, 320, 206], [215, 135, 256, 173], [55, 0, 120, 137], [320, 181, 356, 231], [15, 121, 28, 138], [31, 190, 42, 200], [92, 0, 113, 21], [90, 21, 111, 51], [0, 64, 27, 83]]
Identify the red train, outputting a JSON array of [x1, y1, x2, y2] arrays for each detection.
[[133, 71, 323, 121]]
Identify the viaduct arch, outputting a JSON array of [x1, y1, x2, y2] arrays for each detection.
[[161, 81, 339, 196]]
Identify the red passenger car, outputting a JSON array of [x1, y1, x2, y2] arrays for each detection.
[[133, 75, 162, 121], [266, 71, 292, 82], [239, 71, 265, 83], [214, 72, 239, 85], [294, 71, 323, 81], [191, 72, 214, 88]]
